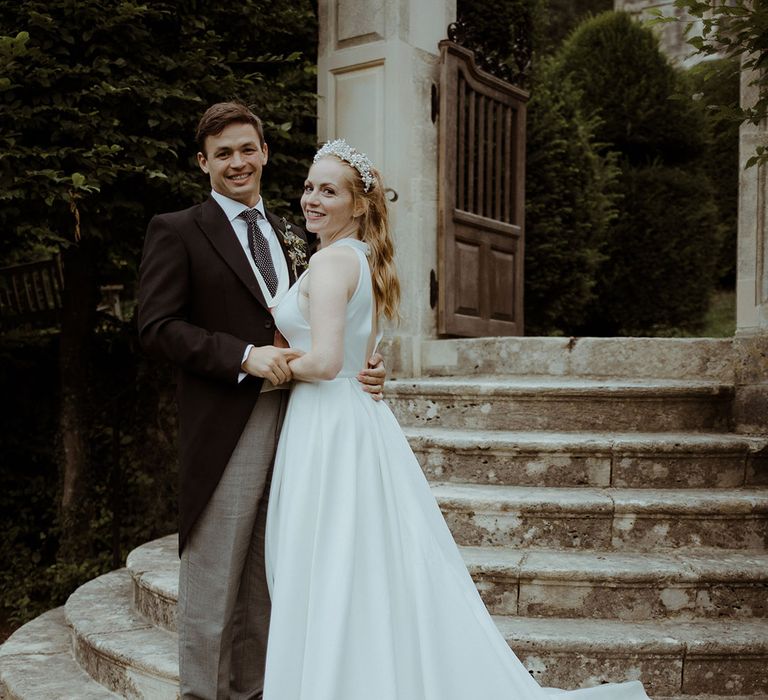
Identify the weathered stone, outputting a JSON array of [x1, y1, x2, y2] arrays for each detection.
[[747, 444, 768, 485], [687, 551, 768, 619], [499, 616, 768, 697], [518, 551, 698, 622], [610, 433, 765, 488], [496, 616, 684, 696], [127, 535, 179, 633], [434, 484, 615, 549], [418, 337, 736, 381], [406, 427, 765, 489], [433, 483, 768, 551], [65, 570, 178, 699], [0, 608, 120, 699], [407, 428, 613, 487], [681, 621, 768, 695], [733, 384, 768, 436], [387, 377, 733, 432], [610, 489, 768, 551]]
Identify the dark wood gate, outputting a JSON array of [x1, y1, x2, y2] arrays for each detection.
[[437, 40, 528, 337]]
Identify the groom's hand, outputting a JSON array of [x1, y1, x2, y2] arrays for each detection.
[[358, 352, 385, 401], [243, 346, 304, 385]]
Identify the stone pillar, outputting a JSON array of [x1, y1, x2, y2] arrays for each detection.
[[317, 0, 456, 375], [734, 58, 768, 434], [736, 62, 768, 335]]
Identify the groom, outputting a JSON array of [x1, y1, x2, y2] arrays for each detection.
[[138, 102, 384, 699]]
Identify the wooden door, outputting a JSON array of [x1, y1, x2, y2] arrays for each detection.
[[437, 40, 528, 337]]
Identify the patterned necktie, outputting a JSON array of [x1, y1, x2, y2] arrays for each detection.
[[240, 208, 278, 296]]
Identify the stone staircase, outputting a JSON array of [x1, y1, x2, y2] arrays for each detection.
[[1, 337, 766, 699]]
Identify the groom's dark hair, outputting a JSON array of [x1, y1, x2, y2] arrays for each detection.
[[196, 101, 265, 154]]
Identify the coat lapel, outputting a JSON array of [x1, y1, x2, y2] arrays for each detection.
[[196, 196, 269, 309]]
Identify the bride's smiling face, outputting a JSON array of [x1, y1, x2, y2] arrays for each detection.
[[301, 158, 359, 239]]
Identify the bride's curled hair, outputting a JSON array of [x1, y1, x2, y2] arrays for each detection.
[[339, 161, 401, 322]]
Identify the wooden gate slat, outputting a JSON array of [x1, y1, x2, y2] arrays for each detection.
[[476, 94, 485, 217], [466, 87, 476, 216], [494, 102, 503, 222], [457, 76, 465, 212], [503, 106, 513, 224]]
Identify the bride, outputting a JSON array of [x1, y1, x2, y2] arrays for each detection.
[[263, 139, 650, 700]]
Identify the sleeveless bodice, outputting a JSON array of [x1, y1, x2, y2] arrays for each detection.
[[273, 238, 377, 378]]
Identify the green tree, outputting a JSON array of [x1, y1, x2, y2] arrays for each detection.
[[524, 60, 619, 334], [687, 57, 742, 286], [0, 1, 317, 568], [554, 11, 708, 165], [651, 0, 768, 167], [553, 11, 721, 334]]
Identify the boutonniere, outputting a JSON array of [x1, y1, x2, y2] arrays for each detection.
[[279, 217, 308, 277]]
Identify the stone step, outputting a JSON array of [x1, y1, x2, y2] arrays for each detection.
[[412, 336, 735, 381], [64, 569, 178, 699], [0, 607, 120, 699], [463, 546, 768, 620], [387, 376, 733, 432], [432, 483, 768, 551], [62, 560, 768, 698], [405, 428, 768, 488], [498, 615, 768, 697], [127, 535, 179, 633], [128, 536, 768, 633]]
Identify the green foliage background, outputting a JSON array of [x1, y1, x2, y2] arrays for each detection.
[[0, 0, 318, 266], [523, 58, 618, 334], [0, 0, 318, 629], [687, 57, 742, 286], [553, 11, 721, 335]]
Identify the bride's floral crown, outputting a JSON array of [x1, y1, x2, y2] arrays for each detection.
[[314, 138, 375, 193]]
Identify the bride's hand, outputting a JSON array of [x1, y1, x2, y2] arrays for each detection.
[[242, 345, 304, 385], [358, 353, 385, 401]]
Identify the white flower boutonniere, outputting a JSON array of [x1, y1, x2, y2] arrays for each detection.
[[279, 217, 308, 277]]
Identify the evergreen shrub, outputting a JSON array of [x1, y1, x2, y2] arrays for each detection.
[[590, 163, 721, 335], [552, 11, 721, 334], [524, 60, 619, 335], [687, 57, 741, 287], [554, 11, 708, 165]]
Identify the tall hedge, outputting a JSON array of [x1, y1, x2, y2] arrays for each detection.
[[0, 0, 318, 625], [687, 57, 741, 287], [551, 11, 721, 335], [592, 163, 720, 334], [524, 60, 619, 335], [553, 11, 708, 165]]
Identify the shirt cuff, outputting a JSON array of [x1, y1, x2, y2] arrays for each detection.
[[238, 344, 254, 383]]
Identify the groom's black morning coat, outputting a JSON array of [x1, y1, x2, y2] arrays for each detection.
[[138, 196, 309, 553]]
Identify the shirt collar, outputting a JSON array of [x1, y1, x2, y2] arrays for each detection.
[[210, 190, 266, 223]]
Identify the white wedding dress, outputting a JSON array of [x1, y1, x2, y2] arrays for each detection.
[[264, 238, 649, 700]]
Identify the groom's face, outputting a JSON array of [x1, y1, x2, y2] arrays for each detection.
[[197, 121, 268, 207]]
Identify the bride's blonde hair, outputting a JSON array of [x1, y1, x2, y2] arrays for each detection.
[[321, 155, 401, 321]]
